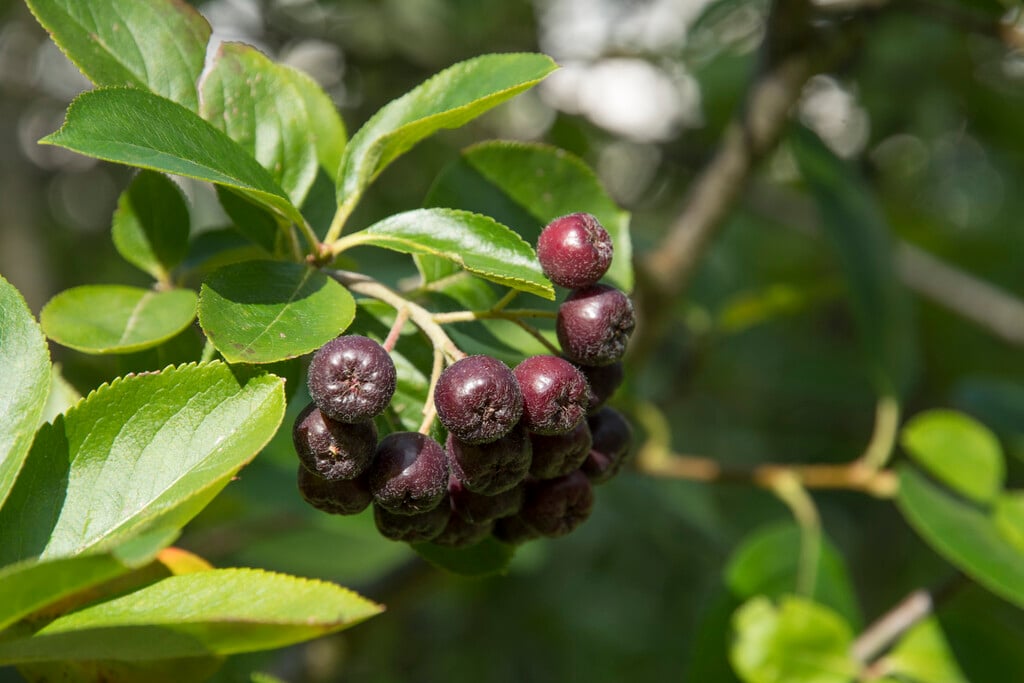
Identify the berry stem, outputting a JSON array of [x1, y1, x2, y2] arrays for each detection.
[[492, 289, 519, 312], [382, 306, 410, 353], [431, 308, 557, 324], [323, 193, 360, 245], [417, 348, 443, 435], [329, 270, 466, 363], [509, 318, 562, 356]]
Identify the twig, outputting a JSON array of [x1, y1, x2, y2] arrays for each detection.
[[432, 308, 557, 324], [769, 471, 821, 596], [382, 306, 410, 353], [418, 348, 444, 435]]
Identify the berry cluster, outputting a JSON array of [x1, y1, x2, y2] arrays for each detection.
[[292, 212, 635, 549]]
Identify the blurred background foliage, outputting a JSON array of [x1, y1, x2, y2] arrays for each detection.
[[2, 0, 1024, 680]]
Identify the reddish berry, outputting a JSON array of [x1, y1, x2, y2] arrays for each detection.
[[537, 213, 613, 289], [432, 513, 494, 548], [434, 355, 523, 444], [449, 475, 524, 524], [368, 432, 449, 514], [292, 403, 376, 480], [582, 407, 633, 484], [557, 285, 635, 366], [514, 355, 589, 435], [574, 361, 624, 413], [519, 470, 594, 537], [374, 503, 450, 542], [308, 335, 396, 423], [447, 424, 531, 495], [529, 420, 592, 479], [297, 466, 372, 516]]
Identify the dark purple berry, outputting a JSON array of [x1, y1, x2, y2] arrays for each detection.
[[308, 335, 397, 423], [297, 466, 372, 515], [449, 475, 524, 524], [556, 285, 635, 366], [432, 513, 494, 548], [519, 470, 594, 537], [537, 213, 613, 289], [374, 503, 450, 542], [514, 355, 589, 435], [368, 432, 449, 514], [434, 355, 523, 444], [529, 421, 592, 479], [493, 514, 541, 545], [574, 361, 624, 413], [447, 424, 532, 495], [292, 403, 377, 480], [582, 407, 633, 484]]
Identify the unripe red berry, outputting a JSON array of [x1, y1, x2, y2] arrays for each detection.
[[537, 213, 613, 289]]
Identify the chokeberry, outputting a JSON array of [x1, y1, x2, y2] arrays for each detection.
[[519, 470, 594, 537], [582, 407, 633, 484], [493, 514, 541, 545], [368, 432, 449, 514], [447, 424, 532, 495], [297, 466, 372, 516], [557, 285, 635, 366], [432, 513, 494, 548], [449, 474, 524, 524], [434, 355, 523, 444], [537, 213, 613, 289], [308, 335, 397, 423], [514, 355, 589, 435], [292, 403, 377, 480], [574, 361, 624, 413], [374, 503, 450, 542], [529, 420, 592, 479]]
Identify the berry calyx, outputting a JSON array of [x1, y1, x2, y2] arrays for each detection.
[[374, 503, 450, 542], [529, 420, 592, 479], [537, 213, 613, 289], [292, 403, 376, 480], [514, 355, 589, 435], [434, 355, 523, 444], [368, 432, 449, 514], [556, 285, 635, 366], [308, 335, 397, 423], [447, 424, 532, 495], [297, 466, 372, 516], [519, 470, 594, 537]]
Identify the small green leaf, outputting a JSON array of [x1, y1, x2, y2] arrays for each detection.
[[460, 141, 634, 292], [41, 88, 305, 227], [215, 187, 282, 255], [791, 126, 914, 394], [725, 522, 861, 627], [897, 466, 1024, 609], [198, 261, 355, 364], [341, 208, 554, 299], [112, 171, 190, 281], [25, 0, 211, 111], [993, 492, 1024, 553], [730, 595, 858, 683], [200, 43, 323, 207], [901, 409, 1004, 505], [412, 537, 515, 577], [337, 53, 557, 208], [40, 365, 82, 425], [0, 275, 51, 508], [0, 569, 382, 663], [40, 285, 198, 355], [885, 618, 970, 683], [292, 71, 346, 177], [0, 362, 284, 566]]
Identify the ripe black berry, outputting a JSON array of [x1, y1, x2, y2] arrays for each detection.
[[537, 213, 613, 289], [557, 285, 635, 366], [297, 466, 372, 515], [292, 403, 377, 480], [432, 513, 494, 548], [434, 355, 523, 444], [449, 474, 524, 524], [574, 361, 624, 413], [514, 355, 589, 435], [519, 470, 594, 537], [368, 432, 449, 514], [493, 514, 541, 545], [529, 421, 593, 480], [582, 407, 633, 484], [308, 335, 397, 423], [374, 503, 450, 542], [447, 424, 531, 495]]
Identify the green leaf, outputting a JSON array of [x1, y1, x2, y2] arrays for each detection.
[[0, 362, 285, 566], [341, 208, 554, 299], [112, 171, 190, 281], [40, 285, 198, 354], [412, 537, 516, 577], [993, 492, 1024, 553], [897, 466, 1024, 609], [293, 72, 346, 177], [885, 618, 969, 683], [215, 187, 282, 255], [459, 141, 634, 292], [25, 0, 210, 111], [900, 409, 1004, 505], [17, 656, 223, 683], [0, 569, 382, 663], [41, 88, 305, 227], [337, 53, 557, 209], [40, 364, 82, 425], [725, 522, 861, 627], [0, 275, 51, 508], [200, 43, 324, 207], [198, 261, 355, 364], [790, 126, 914, 394], [730, 595, 858, 683]]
